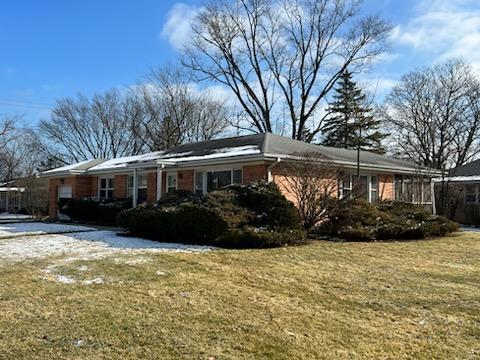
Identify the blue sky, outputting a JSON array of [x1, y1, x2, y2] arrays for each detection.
[[1, 0, 479, 124]]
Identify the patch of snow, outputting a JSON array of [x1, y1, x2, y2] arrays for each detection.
[[55, 275, 76, 284], [0, 230, 215, 263], [0, 213, 33, 220], [42, 159, 96, 174], [460, 226, 480, 232], [170, 145, 261, 163], [156, 270, 166, 276], [432, 176, 480, 182], [88, 151, 166, 171], [73, 340, 84, 347], [0, 222, 95, 238], [82, 277, 104, 285]]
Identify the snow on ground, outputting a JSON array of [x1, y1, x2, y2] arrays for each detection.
[[0, 212, 34, 220], [0, 222, 215, 285], [0, 222, 95, 238], [460, 226, 480, 233], [0, 225, 214, 263]]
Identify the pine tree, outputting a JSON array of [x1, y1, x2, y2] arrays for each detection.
[[322, 70, 387, 154]]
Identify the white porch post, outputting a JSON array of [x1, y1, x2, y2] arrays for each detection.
[[431, 180, 437, 215], [132, 168, 138, 208], [5, 190, 9, 213], [156, 165, 164, 201]]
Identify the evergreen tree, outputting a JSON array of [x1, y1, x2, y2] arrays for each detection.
[[322, 70, 387, 154]]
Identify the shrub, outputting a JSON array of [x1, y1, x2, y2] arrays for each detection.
[[59, 198, 131, 225], [117, 204, 229, 245], [174, 204, 229, 243], [215, 226, 308, 249], [227, 182, 301, 230], [317, 199, 459, 241], [117, 182, 304, 248], [202, 190, 252, 228], [156, 190, 199, 208]]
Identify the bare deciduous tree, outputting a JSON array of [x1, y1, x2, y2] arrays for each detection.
[[183, 0, 391, 141], [0, 115, 31, 181], [37, 89, 144, 163], [132, 65, 229, 151], [279, 153, 342, 231], [385, 59, 480, 171]]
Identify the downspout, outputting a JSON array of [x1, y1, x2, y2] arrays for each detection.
[[267, 158, 281, 183]]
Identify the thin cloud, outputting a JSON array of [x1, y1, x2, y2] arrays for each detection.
[[160, 3, 200, 51], [392, 0, 480, 69]]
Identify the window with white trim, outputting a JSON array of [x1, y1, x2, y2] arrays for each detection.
[[340, 174, 379, 203], [127, 174, 148, 203], [465, 184, 477, 204], [167, 173, 177, 193], [370, 176, 378, 202], [206, 169, 242, 192], [99, 177, 114, 199], [194, 171, 204, 196]]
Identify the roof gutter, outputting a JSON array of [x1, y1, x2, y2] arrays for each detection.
[[267, 158, 281, 182]]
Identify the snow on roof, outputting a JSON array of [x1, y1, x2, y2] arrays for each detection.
[[88, 151, 164, 171], [433, 176, 480, 183], [171, 145, 261, 163], [88, 146, 260, 171], [42, 159, 100, 174]]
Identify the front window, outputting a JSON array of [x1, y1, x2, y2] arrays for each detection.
[[394, 175, 432, 204], [340, 174, 379, 203], [370, 176, 378, 202], [127, 174, 148, 203], [99, 177, 114, 199], [465, 184, 477, 204], [195, 171, 204, 196], [167, 173, 177, 193], [206, 169, 242, 192]]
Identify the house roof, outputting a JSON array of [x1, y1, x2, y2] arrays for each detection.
[[41, 133, 438, 177], [432, 159, 480, 182], [449, 159, 480, 177]]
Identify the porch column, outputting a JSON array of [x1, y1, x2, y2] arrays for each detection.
[[5, 190, 9, 213], [431, 181, 437, 215], [132, 168, 138, 208], [156, 165, 164, 201]]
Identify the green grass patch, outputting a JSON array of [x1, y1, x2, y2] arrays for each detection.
[[0, 233, 479, 359]]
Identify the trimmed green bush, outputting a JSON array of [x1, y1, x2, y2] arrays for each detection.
[[156, 189, 200, 208], [318, 198, 458, 241], [215, 227, 308, 249], [59, 198, 131, 225], [117, 181, 305, 248], [227, 182, 302, 230]]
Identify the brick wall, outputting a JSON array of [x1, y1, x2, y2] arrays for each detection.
[[242, 164, 268, 184], [114, 175, 128, 199], [271, 164, 339, 205], [147, 172, 157, 204], [178, 170, 194, 192], [74, 176, 97, 198], [48, 176, 98, 217], [379, 174, 394, 200], [48, 177, 76, 217]]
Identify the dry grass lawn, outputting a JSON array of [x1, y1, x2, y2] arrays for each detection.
[[0, 232, 479, 359]]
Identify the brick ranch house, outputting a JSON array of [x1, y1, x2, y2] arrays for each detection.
[[41, 133, 441, 218]]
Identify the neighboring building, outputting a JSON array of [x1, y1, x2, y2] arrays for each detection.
[[433, 159, 480, 225], [0, 181, 25, 213], [0, 176, 48, 214], [41, 133, 440, 218]]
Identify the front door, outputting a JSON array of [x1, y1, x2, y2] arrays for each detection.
[[57, 185, 72, 218]]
